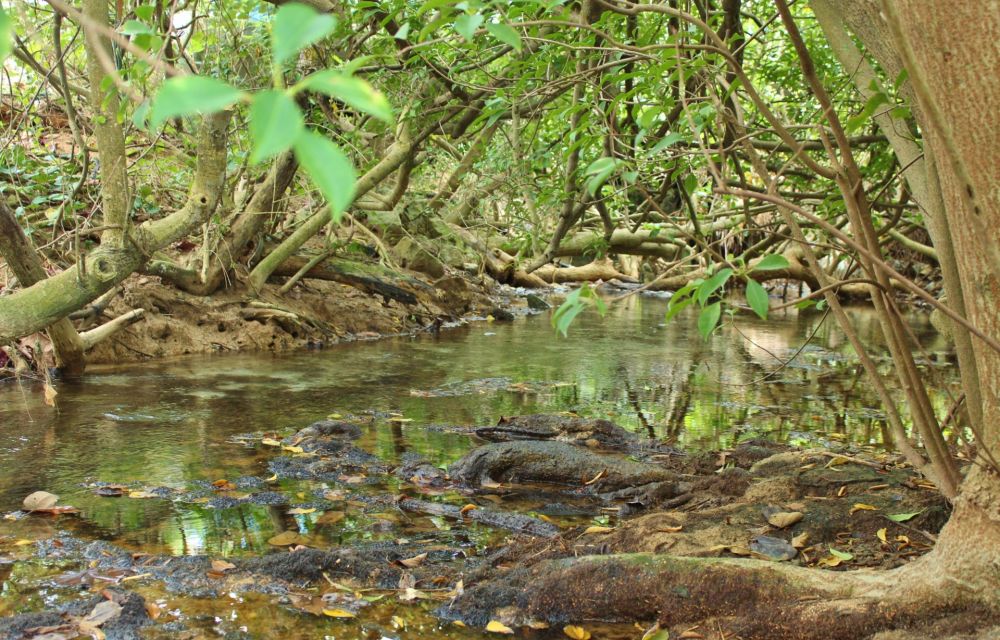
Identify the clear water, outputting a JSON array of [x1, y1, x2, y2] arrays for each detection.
[[0, 297, 958, 636]]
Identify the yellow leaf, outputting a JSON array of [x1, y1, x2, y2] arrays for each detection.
[[453, 621, 466, 628], [817, 555, 842, 568], [876, 528, 888, 543], [287, 507, 316, 515], [895, 535, 910, 545], [282, 445, 305, 454], [766, 511, 803, 529], [261, 438, 282, 447], [391, 615, 406, 629], [850, 503, 878, 515], [486, 620, 514, 634], [564, 624, 592, 640], [460, 504, 478, 516], [266, 475, 278, 482], [583, 525, 614, 534], [528, 621, 550, 630], [388, 417, 413, 423], [328, 413, 342, 419], [322, 608, 356, 618], [14, 539, 34, 546], [791, 532, 810, 549]]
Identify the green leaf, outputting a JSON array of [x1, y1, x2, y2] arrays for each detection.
[[150, 76, 244, 129], [454, 13, 484, 42], [249, 90, 304, 164], [293, 131, 357, 222], [271, 2, 337, 67], [751, 254, 790, 272], [650, 131, 684, 154], [887, 510, 923, 523], [664, 296, 694, 322], [132, 99, 152, 130], [0, 8, 13, 63], [697, 302, 721, 340], [745, 279, 769, 319], [300, 71, 393, 123], [696, 268, 733, 305], [828, 548, 854, 561], [120, 20, 156, 36], [554, 301, 585, 337], [583, 157, 622, 197], [486, 23, 521, 51], [134, 6, 155, 21]]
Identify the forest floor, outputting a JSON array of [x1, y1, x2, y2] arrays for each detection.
[[3, 413, 992, 640]]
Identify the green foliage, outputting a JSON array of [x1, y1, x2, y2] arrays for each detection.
[[271, 2, 337, 66], [486, 23, 522, 52], [745, 279, 770, 320], [249, 90, 304, 163], [293, 131, 357, 222], [551, 284, 607, 337], [0, 8, 13, 63], [454, 13, 484, 42], [149, 76, 245, 129], [299, 71, 394, 123]]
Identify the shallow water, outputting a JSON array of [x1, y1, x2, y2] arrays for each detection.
[[0, 296, 958, 636]]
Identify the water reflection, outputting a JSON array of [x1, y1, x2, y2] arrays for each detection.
[[0, 297, 957, 557]]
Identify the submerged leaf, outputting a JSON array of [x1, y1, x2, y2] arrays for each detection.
[[322, 608, 356, 618], [564, 625, 592, 640]]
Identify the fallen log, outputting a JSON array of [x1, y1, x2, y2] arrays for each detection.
[[272, 255, 428, 305], [534, 259, 639, 284]]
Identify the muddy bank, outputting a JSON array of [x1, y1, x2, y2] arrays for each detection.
[[14, 266, 525, 368]]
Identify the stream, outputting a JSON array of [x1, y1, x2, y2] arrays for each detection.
[[0, 296, 958, 638]]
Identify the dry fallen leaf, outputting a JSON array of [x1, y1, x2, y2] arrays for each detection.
[[486, 620, 515, 634], [322, 608, 356, 618], [876, 528, 888, 543], [656, 525, 684, 533], [791, 532, 810, 549], [767, 511, 803, 529], [287, 507, 316, 515], [583, 525, 614, 535], [398, 553, 428, 568], [261, 438, 282, 447], [850, 503, 878, 515], [583, 469, 607, 486], [211, 560, 236, 573], [460, 504, 477, 516], [564, 624, 592, 640], [528, 620, 550, 630]]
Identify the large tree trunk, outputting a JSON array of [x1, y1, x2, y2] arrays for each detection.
[[875, 0, 1000, 605]]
